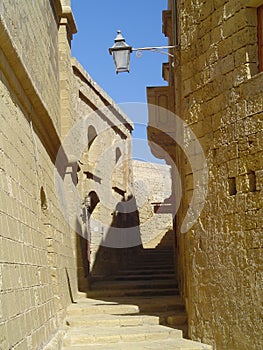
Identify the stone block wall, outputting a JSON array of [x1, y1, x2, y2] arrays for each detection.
[[132, 160, 173, 248], [72, 60, 135, 279], [0, 67, 78, 349], [0, 1, 80, 349], [171, 1, 263, 349], [0, 0, 61, 134]]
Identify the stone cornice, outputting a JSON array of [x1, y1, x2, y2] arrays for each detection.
[[162, 10, 172, 38], [60, 5, 77, 39], [50, 0, 63, 24]]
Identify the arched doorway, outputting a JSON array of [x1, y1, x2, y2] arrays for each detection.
[[78, 190, 100, 288], [87, 125, 97, 150]]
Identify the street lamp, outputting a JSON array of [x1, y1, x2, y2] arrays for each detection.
[[109, 30, 132, 73], [109, 30, 176, 74]]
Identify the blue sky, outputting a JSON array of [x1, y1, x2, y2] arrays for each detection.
[[71, 0, 168, 163]]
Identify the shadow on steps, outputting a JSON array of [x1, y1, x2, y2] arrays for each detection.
[[77, 230, 188, 338]]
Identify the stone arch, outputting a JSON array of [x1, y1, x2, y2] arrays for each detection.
[[115, 147, 122, 163], [87, 125, 97, 150], [40, 186, 49, 227], [40, 186, 48, 211], [86, 190, 100, 214], [78, 190, 100, 286]]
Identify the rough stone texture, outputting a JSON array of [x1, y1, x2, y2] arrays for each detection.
[[0, 58, 77, 350], [0, 2, 79, 349], [71, 59, 135, 281], [0, 1, 134, 349], [0, 0, 61, 134], [150, 1, 263, 349], [132, 160, 173, 248]]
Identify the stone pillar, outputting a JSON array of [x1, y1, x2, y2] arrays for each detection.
[[58, 3, 77, 139]]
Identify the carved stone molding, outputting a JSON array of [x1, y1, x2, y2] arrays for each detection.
[[162, 10, 172, 38]]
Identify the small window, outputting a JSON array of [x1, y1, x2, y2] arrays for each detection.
[[115, 147, 121, 163], [40, 187, 48, 211], [228, 177, 237, 196], [248, 171, 256, 192], [87, 126, 97, 150], [258, 5, 263, 72]]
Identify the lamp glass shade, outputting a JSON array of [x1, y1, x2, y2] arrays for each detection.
[[112, 48, 131, 73], [109, 31, 132, 73]]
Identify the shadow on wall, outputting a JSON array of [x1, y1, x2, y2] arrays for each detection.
[[90, 194, 142, 278], [75, 218, 88, 292], [76, 191, 100, 291]]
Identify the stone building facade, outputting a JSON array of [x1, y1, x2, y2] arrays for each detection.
[[148, 0, 263, 349], [132, 160, 173, 248], [0, 1, 134, 349], [71, 58, 135, 282]]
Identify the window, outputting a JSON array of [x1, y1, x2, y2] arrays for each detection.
[[228, 177, 237, 196], [258, 5, 263, 72], [248, 171, 256, 192], [115, 147, 121, 163], [87, 126, 97, 150]]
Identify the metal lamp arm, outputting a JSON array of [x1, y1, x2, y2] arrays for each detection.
[[132, 45, 177, 58]]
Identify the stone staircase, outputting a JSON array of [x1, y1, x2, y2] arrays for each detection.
[[62, 247, 212, 349]]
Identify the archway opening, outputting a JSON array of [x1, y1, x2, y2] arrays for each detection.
[[87, 125, 97, 150]]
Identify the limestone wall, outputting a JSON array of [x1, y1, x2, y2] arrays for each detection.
[[132, 160, 173, 248], [72, 60, 135, 279], [170, 1, 263, 349], [0, 1, 80, 349], [0, 0, 62, 134], [0, 60, 78, 350], [0, 1, 137, 349]]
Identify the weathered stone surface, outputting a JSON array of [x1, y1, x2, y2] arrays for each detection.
[[132, 160, 173, 248], [151, 1, 263, 349], [0, 0, 61, 133], [0, 1, 134, 349], [71, 59, 135, 279]]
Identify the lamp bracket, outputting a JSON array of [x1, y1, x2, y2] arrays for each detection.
[[132, 45, 177, 58]]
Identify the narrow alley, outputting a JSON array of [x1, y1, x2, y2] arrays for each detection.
[[62, 231, 212, 349]]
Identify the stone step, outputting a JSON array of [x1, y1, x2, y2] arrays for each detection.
[[116, 267, 175, 275], [85, 286, 179, 298], [66, 314, 159, 327], [138, 248, 173, 253], [68, 296, 185, 316], [91, 269, 175, 282], [158, 312, 188, 327], [136, 253, 174, 258], [130, 252, 173, 258], [62, 337, 212, 349], [105, 272, 176, 281], [66, 312, 188, 329], [63, 325, 182, 346], [131, 261, 174, 267], [90, 278, 178, 291], [121, 265, 175, 271], [67, 301, 140, 316], [129, 258, 174, 264], [127, 261, 173, 272], [135, 253, 174, 259], [158, 313, 188, 337], [86, 295, 186, 314]]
